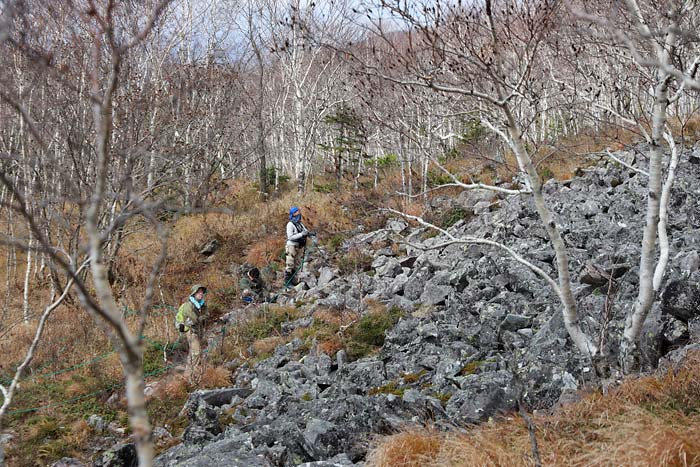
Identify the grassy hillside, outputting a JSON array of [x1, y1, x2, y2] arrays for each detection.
[[0, 131, 676, 466]]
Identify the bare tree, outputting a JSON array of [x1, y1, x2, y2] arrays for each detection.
[[344, 0, 700, 369], [565, 0, 700, 367], [266, 0, 356, 191], [0, 1, 172, 465], [0, 262, 87, 423], [347, 0, 599, 356]]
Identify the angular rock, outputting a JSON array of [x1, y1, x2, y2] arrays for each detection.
[[94, 443, 137, 467], [297, 453, 358, 466], [473, 200, 492, 214], [446, 371, 517, 424], [282, 316, 314, 334], [336, 350, 348, 371], [182, 424, 221, 445], [299, 272, 318, 289], [318, 267, 338, 287], [398, 256, 417, 268], [50, 459, 86, 467], [386, 295, 415, 312], [375, 258, 402, 278], [199, 238, 220, 256], [662, 316, 689, 349], [679, 251, 699, 276], [184, 388, 253, 413], [303, 419, 341, 460], [661, 279, 700, 322], [387, 219, 408, 233], [500, 314, 532, 332], [419, 285, 451, 306], [316, 294, 345, 310], [375, 247, 395, 257], [155, 431, 271, 467], [88, 414, 107, 433], [659, 343, 700, 373], [579, 261, 611, 286]]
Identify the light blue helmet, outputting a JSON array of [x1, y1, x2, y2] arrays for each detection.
[[289, 206, 301, 222]]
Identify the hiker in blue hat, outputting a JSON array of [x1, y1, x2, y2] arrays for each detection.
[[285, 206, 313, 285]]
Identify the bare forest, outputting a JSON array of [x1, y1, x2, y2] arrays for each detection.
[[1, 0, 699, 466]]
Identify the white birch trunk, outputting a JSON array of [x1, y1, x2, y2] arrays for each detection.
[[147, 107, 158, 190], [22, 229, 32, 323], [374, 150, 379, 189], [125, 366, 154, 465], [293, 80, 305, 192], [86, 33, 156, 466], [622, 14, 676, 354], [504, 106, 597, 357], [407, 152, 413, 197], [653, 132, 680, 290], [399, 157, 406, 198]]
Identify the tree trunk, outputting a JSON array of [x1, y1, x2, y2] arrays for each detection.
[[125, 363, 154, 466], [504, 106, 597, 357], [622, 72, 671, 355], [22, 229, 32, 323], [653, 133, 680, 291]]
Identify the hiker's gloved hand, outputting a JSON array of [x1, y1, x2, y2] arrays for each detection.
[[178, 323, 186, 333], [302, 231, 310, 237], [308, 231, 317, 237]]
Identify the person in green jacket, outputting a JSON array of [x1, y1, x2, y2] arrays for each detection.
[[176, 284, 208, 384], [239, 267, 267, 304]]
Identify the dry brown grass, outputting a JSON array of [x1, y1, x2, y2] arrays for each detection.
[[318, 337, 344, 356], [0, 305, 122, 386], [368, 352, 700, 467], [312, 308, 360, 328], [245, 235, 286, 266], [252, 336, 286, 356], [366, 428, 443, 467], [64, 419, 92, 447], [161, 373, 189, 400], [297, 308, 361, 356], [666, 114, 700, 142], [200, 366, 232, 389]]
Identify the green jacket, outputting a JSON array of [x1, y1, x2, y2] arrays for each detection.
[[175, 300, 207, 333], [239, 276, 266, 301]]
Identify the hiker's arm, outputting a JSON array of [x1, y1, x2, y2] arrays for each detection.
[[287, 222, 306, 241]]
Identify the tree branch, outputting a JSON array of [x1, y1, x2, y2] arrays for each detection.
[[0, 260, 88, 426], [382, 208, 562, 296], [604, 149, 649, 176]]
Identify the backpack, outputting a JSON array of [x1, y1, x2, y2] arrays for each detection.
[[293, 222, 307, 247], [174, 309, 183, 332], [174, 301, 189, 332]]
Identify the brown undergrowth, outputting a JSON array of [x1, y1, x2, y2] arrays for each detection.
[[0, 129, 679, 466], [367, 352, 700, 467]]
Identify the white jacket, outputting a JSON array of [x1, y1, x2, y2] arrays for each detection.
[[286, 220, 308, 246]]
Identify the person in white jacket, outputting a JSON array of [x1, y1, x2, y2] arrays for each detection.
[[285, 206, 312, 285]]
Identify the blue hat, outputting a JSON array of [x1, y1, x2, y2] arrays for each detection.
[[289, 206, 301, 221]]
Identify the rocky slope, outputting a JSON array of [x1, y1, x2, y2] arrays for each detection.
[[90, 146, 700, 467]]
